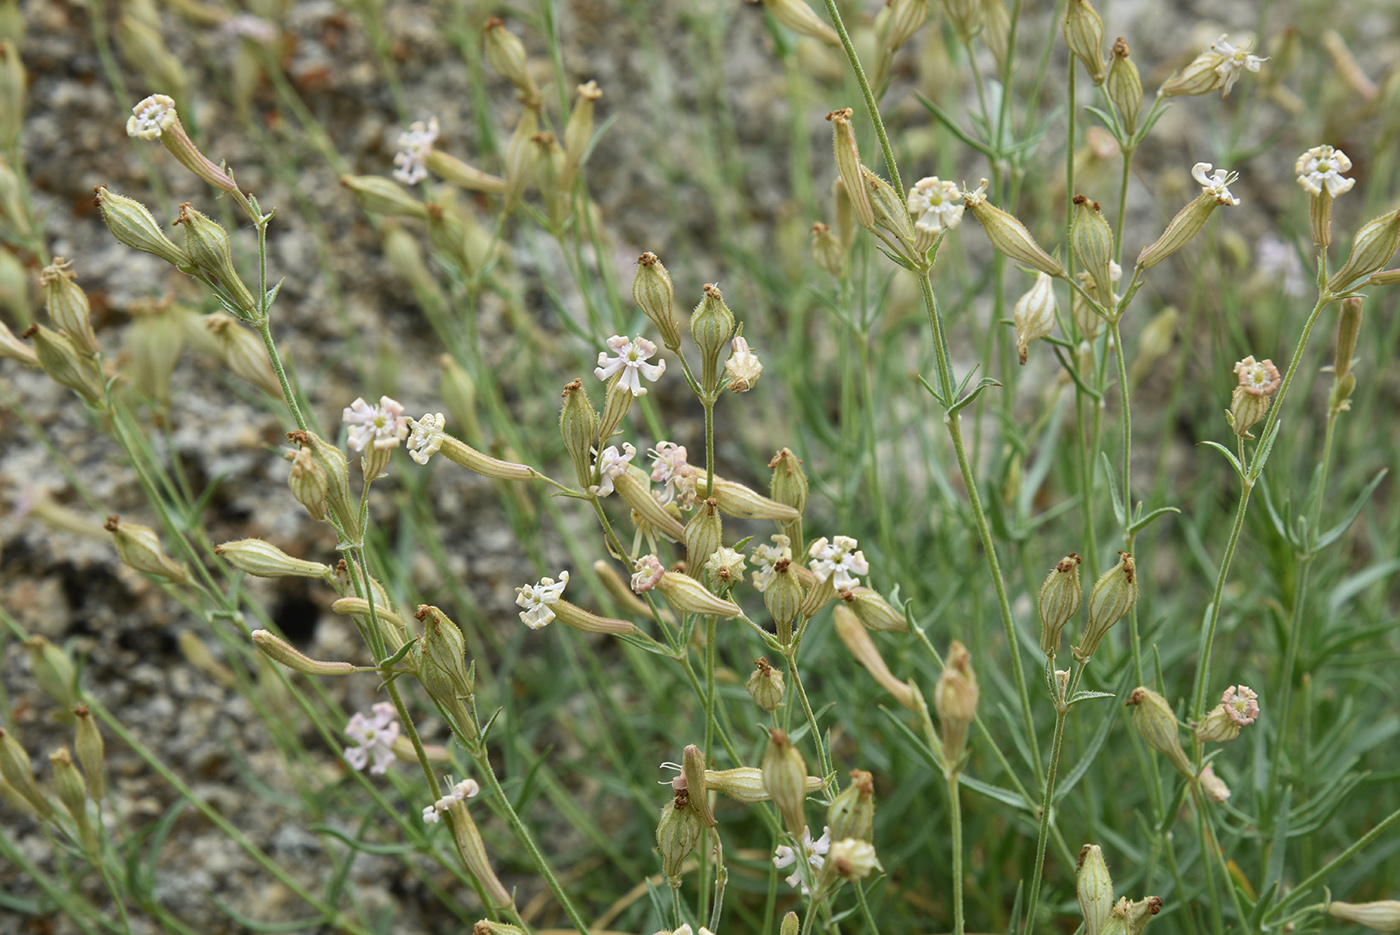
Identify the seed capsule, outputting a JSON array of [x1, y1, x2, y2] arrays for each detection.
[[1039, 553, 1083, 656], [1126, 687, 1193, 778], [1075, 552, 1136, 662]]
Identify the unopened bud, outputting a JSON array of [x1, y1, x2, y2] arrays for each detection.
[[49, 746, 96, 849], [1075, 552, 1136, 662], [765, 560, 805, 642], [0, 40, 22, 150], [550, 600, 635, 635], [1335, 297, 1363, 380], [216, 539, 332, 579], [964, 182, 1066, 278], [615, 471, 686, 542], [340, 175, 430, 219], [1121, 896, 1165, 935], [1330, 208, 1400, 294], [703, 766, 822, 804], [684, 498, 723, 573], [174, 204, 258, 315], [25, 636, 77, 709], [414, 605, 476, 739], [1078, 845, 1115, 935], [862, 166, 916, 248], [1071, 196, 1116, 303], [1136, 192, 1224, 269], [827, 769, 875, 842], [696, 474, 801, 522], [834, 177, 857, 248], [810, 222, 846, 277], [691, 283, 736, 393], [1039, 553, 1083, 656], [0, 318, 37, 368], [657, 790, 702, 881], [1014, 271, 1059, 365], [943, 0, 981, 39], [559, 80, 601, 192], [1064, 0, 1107, 84], [781, 912, 800, 935], [769, 446, 809, 552], [763, 728, 809, 837], [934, 640, 978, 768], [747, 657, 786, 712], [205, 313, 280, 396], [424, 151, 507, 194], [445, 799, 513, 908], [94, 186, 191, 269], [840, 587, 908, 633], [834, 605, 920, 711], [885, 0, 927, 50], [633, 253, 681, 350], [72, 706, 106, 801], [27, 323, 106, 403], [286, 446, 328, 520], [1328, 901, 1400, 932], [828, 109, 875, 231], [1126, 687, 1193, 777], [658, 568, 742, 618], [0, 728, 51, 817], [483, 18, 537, 97], [288, 429, 357, 538], [251, 630, 356, 676], [104, 515, 189, 583], [503, 102, 539, 215], [440, 437, 535, 481], [1106, 39, 1141, 138], [558, 378, 600, 489], [763, 0, 839, 45], [680, 744, 715, 826]]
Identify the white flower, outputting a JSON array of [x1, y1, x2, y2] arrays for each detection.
[[649, 442, 694, 507], [407, 412, 447, 465], [422, 805, 440, 823], [343, 702, 400, 775], [516, 571, 570, 629], [343, 396, 409, 451], [724, 336, 762, 392], [593, 443, 635, 497], [631, 554, 665, 593], [1192, 163, 1240, 207], [1209, 35, 1266, 98], [1199, 763, 1231, 803], [126, 94, 178, 140], [773, 826, 831, 893], [704, 546, 747, 585], [1296, 145, 1355, 198], [750, 534, 792, 592], [907, 177, 965, 234], [221, 14, 277, 43], [594, 335, 666, 396], [424, 777, 479, 822], [808, 535, 869, 591], [393, 117, 439, 186]]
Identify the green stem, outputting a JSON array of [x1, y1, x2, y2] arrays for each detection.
[[254, 319, 308, 433], [817, 0, 903, 197], [784, 648, 834, 780], [855, 880, 883, 935], [1188, 480, 1253, 722], [1022, 664, 1084, 935], [1114, 148, 1135, 264], [1267, 807, 1400, 921], [947, 770, 965, 935]]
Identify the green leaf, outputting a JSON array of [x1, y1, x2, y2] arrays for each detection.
[[949, 377, 1004, 416], [917, 373, 948, 410], [1266, 786, 1291, 892], [1198, 440, 1245, 483], [1083, 105, 1125, 144], [1315, 469, 1388, 550], [1057, 667, 1133, 802], [913, 91, 997, 158], [209, 893, 325, 933], [878, 246, 915, 270], [1127, 504, 1181, 536], [263, 277, 284, 311], [1068, 689, 1118, 706], [310, 825, 420, 855], [1248, 418, 1284, 482], [1100, 450, 1126, 528], [960, 774, 1035, 812]]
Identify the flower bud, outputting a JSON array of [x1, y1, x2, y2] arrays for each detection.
[[695, 474, 801, 522], [72, 706, 106, 802], [934, 640, 979, 768], [764, 560, 805, 642], [763, 0, 839, 45], [1136, 193, 1221, 269], [0, 316, 36, 367], [177, 630, 237, 689], [49, 746, 98, 852], [943, 0, 981, 39], [0, 157, 31, 239], [560, 80, 601, 193], [763, 728, 809, 837], [658, 569, 742, 618], [837, 587, 904, 632], [884, 0, 927, 50], [104, 515, 189, 583], [834, 605, 920, 711], [503, 102, 539, 215], [424, 151, 507, 194], [681, 744, 715, 827], [810, 222, 847, 278], [747, 657, 786, 713], [340, 175, 430, 220], [426, 203, 495, 275], [614, 471, 686, 542], [657, 790, 703, 882], [24, 635, 77, 709], [1330, 209, 1400, 294], [123, 299, 183, 406], [833, 177, 858, 249], [216, 539, 332, 579], [1014, 271, 1059, 365], [685, 498, 723, 575], [964, 182, 1066, 278], [558, 378, 600, 489], [440, 437, 535, 481], [251, 630, 356, 676], [1071, 196, 1116, 303], [1120, 896, 1165, 935], [1078, 845, 1115, 935], [25, 323, 106, 403], [1160, 51, 1228, 97], [1126, 687, 1193, 777], [287, 430, 358, 539], [285, 446, 328, 520], [174, 204, 258, 315], [633, 253, 681, 350], [483, 17, 538, 97], [445, 799, 513, 908], [1075, 552, 1136, 662], [1198, 763, 1231, 803], [703, 766, 823, 804], [827, 769, 875, 842], [1063, 0, 1106, 84], [1328, 902, 1400, 932], [93, 186, 191, 269], [769, 446, 809, 552], [1335, 297, 1363, 381], [205, 313, 280, 396], [550, 600, 635, 635], [1105, 39, 1142, 138], [691, 283, 735, 393], [0, 40, 23, 150], [414, 605, 477, 739], [1039, 553, 1083, 656], [0, 728, 51, 817], [781, 912, 800, 935], [827, 109, 875, 231]]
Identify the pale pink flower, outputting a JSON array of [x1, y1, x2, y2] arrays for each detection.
[[393, 118, 439, 186], [725, 336, 763, 392], [1199, 764, 1231, 803], [1209, 35, 1266, 98], [343, 702, 399, 775], [343, 396, 409, 451], [593, 443, 635, 497], [594, 335, 666, 396], [1222, 685, 1259, 726], [516, 572, 570, 629], [773, 825, 832, 893], [649, 442, 695, 507], [751, 534, 793, 592], [1234, 357, 1281, 397], [631, 554, 665, 593]]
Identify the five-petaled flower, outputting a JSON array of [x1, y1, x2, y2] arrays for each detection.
[[631, 554, 665, 593], [649, 442, 694, 507], [1296, 145, 1355, 198], [1192, 163, 1241, 206], [773, 825, 831, 894], [393, 118, 439, 186], [344, 702, 400, 775], [704, 546, 747, 586], [344, 396, 409, 451], [725, 336, 763, 392], [1234, 356, 1281, 396], [422, 777, 480, 823], [751, 534, 793, 592], [407, 412, 447, 465], [808, 535, 869, 591], [516, 572, 570, 629], [594, 443, 635, 497], [1222, 684, 1259, 726], [907, 177, 966, 234], [594, 335, 666, 396], [1210, 35, 1266, 98], [126, 94, 178, 140]]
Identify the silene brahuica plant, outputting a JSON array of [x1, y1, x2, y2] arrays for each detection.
[[1, 1, 1399, 934]]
